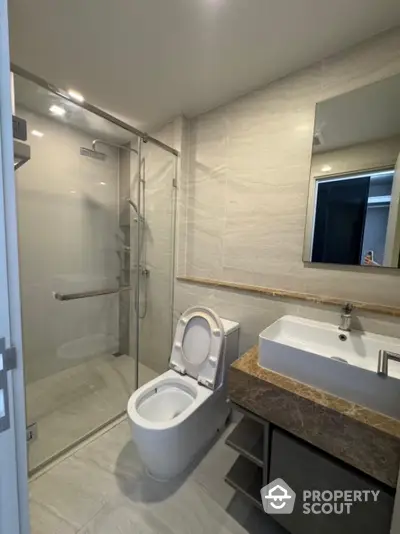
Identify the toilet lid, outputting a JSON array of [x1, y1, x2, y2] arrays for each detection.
[[169, 307, 224, 389]]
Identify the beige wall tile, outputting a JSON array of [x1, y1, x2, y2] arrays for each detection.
[[174, 27, 400, 343], [177, 27, 400, 313]]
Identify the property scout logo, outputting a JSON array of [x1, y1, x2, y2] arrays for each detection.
[[261, 479, 380, 515]]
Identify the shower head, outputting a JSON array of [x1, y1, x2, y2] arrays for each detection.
[[80, 147, 106, 161], [127, 198, 145, 223], [127, 198, 139, 214], [92, 139, 139, 155]]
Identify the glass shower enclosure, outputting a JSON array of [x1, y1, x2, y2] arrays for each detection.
[[12, 67, 178, 473]]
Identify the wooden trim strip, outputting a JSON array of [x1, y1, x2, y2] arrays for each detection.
[[177, 276, 400, 318]]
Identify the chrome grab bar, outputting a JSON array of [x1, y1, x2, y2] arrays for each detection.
[[53, 286, 131, 301]]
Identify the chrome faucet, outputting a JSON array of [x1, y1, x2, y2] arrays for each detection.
[[377, 350, 400, 377], [339, 303, 353, 332]]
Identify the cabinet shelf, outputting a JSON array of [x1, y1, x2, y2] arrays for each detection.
[[226, 417, 264, 467], [225, 455, 264, 511]]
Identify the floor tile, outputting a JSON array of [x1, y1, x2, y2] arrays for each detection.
[[30, 455, 121, 529], [74, 419, 138, 475], [74, 419, 145, 497], [30, 419, 286, 534], [27, 357, 157, 470], [77, 498, 174, 534], [29, 499, 77, 534], [192, 423, 239, 509], [123, 470, 256, 534]]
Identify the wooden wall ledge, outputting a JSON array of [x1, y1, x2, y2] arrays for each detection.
[[176, 276, 400, 318]]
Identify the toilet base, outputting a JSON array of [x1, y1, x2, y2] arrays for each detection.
[[131, 391, 230, 480], [145, 408, 231, 482]]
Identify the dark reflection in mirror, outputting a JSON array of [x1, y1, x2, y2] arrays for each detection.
[[304, 74, 400, 268]]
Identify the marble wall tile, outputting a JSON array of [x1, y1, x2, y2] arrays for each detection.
[[176, 27, 400, 330], [175, 280, 400, 358], [320, 28, 400, 101], [174, 281, 301, 355]]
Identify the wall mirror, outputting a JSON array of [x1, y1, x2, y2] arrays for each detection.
[[303, 73, 400, 268]]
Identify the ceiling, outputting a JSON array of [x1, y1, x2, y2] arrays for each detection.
[[9, 0, 400, 131], [314, 73, 400, 152]]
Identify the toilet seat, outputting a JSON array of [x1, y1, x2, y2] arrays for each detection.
[[170, 306, 225, 390], [127, 370, 213, 431]]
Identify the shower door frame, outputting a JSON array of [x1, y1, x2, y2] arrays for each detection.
[[131, 139, 179, 388], [134, 137, 142, 391], [11, 64, 179, 473], [11, 64, 179, 157]]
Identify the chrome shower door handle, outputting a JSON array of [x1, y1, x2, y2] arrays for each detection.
[[377, 350, 400, 377]]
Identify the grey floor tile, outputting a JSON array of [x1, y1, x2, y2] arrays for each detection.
[[30, 455, 122, 530], [74, 419, 140, 476], [123, 473, 253, 534], [192, 423, 239, 509], [27, 356, 157, 471], [30, 419, 286, 534], [77, 498, 174, 534], [29, 499, 77, 534]]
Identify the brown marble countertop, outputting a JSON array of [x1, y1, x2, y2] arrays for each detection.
[[228, 346, 400, 488]]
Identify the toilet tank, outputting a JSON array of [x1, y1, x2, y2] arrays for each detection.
[[220, 318, 240, 374]]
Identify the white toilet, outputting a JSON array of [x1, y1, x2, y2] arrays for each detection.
[[127, 306, 240, 480]]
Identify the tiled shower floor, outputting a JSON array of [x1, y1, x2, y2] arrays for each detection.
[[29, 419, 286, 534], [26, 354, 157, 471]]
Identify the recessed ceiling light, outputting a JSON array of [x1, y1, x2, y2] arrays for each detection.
[[69, 190, 76, 194], [321, 165, 332, 172], [31, 130, 44, 138], [67, 89, 84, 103], [100, 181, 106, 186], [49, 105, 66, 117]]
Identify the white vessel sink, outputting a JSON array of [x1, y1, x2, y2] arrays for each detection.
[[259, 315, 400, 420]]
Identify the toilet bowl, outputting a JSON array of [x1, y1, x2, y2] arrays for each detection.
[[127, 306, 240, 480]]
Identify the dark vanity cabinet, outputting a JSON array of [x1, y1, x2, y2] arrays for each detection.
[[225, 403, 394, 534]]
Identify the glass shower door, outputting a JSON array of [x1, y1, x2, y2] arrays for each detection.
[[13, 68, 178, 473], [133, 138, 177, 386], [14, 73, 140, 472]]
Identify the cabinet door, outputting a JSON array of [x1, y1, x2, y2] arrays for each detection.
[[269, 428, 394, 534]]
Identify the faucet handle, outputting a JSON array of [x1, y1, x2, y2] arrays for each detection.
[[342, 302, 353, 314], [377, 350, 400, 377]]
